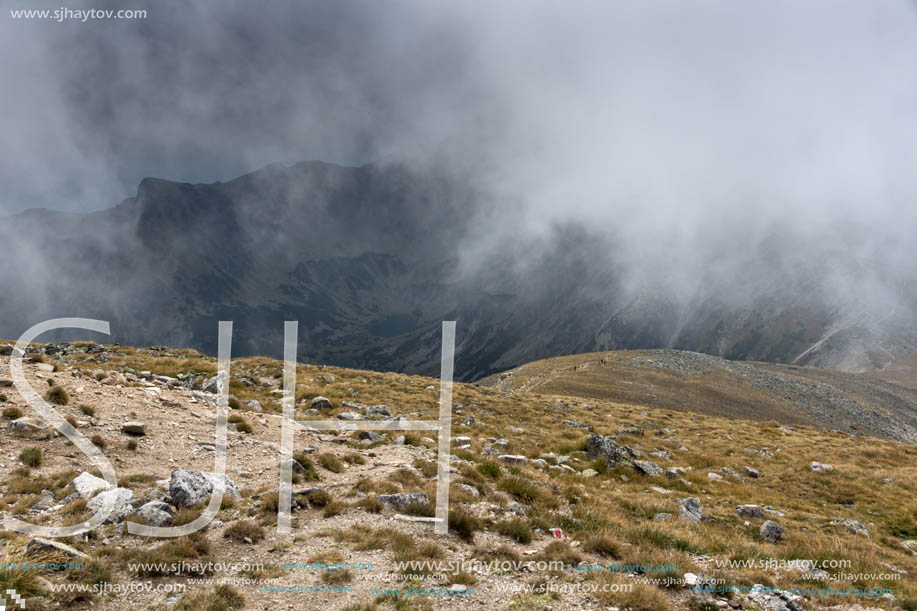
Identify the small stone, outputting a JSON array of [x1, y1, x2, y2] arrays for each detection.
[[743, 467, 760, 478], [121, 421, 147, 436], [810, 461, 834, 472]]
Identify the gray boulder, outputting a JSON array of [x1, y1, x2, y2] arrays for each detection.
[[760, 520, 784, 542], [133, 501, 173, 527], [71, 472, 113, 498], [87, 487, 134, 523], [7, 417, 51, 439], [833, 519, 870, 537], [679, 497, 704, 523], [201, 375, 222, 394], [310, 396, 333, 411], [743, 466, 761, 478], [633, 460, 663, 476], [366, 405, 392, 418], [586, 434, 638, 466], [378, 492, 430, 511], [169, 470, 240, 508], [736, 504, 765, 519]]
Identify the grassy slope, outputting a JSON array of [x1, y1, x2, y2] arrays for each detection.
[[479, 349, 917, 443], [1, 343, 916, 610]]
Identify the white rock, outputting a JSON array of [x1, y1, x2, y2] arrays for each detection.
[[71, 472, 113, 498]]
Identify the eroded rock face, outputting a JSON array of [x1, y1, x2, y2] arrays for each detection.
[[169, 470, 240, 508], [377, 492, 430, 511]]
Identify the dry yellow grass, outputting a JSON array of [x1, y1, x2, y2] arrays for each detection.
[[1, 341, 915, 609]]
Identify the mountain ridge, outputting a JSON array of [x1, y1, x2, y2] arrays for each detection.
[[2, 160, 916, 381]]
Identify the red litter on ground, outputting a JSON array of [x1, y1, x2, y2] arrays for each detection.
[[550, 528, 563, 539]]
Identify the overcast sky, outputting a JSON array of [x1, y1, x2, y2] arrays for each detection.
[[1, 0, 916, 258]]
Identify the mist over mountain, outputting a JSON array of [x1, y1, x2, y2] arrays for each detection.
[[2, 160, 915, 381]]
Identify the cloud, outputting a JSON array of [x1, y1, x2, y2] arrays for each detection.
[[2, 0, 917, 317]]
